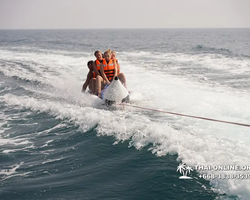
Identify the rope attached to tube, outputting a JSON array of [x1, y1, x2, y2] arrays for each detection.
[[116, 104, 250, 128]]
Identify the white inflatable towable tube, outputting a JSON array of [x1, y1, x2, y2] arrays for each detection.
[[103, 76, 129, 106]]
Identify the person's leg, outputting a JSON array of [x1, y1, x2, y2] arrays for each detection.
[[92, 78, 96, 94], [89, 78, 96, 94], [118, 73, 126, 87], [96, 75, 103, 97]]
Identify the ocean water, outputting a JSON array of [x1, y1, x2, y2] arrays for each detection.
[[0, 29, 250, 200]]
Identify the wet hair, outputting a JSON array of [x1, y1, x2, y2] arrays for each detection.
[[94, 50, 102, 57], [104, 50, 111, 56], [87, 60, 93, 66], [106, 49, 111, 53]]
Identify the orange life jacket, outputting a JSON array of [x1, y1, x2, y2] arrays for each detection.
[[93, 59, 103, 78], [103, 59, 115, 81], [91, 71, 96, 78]]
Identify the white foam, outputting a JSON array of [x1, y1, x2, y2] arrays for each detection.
[[120, 56, 250, 199], [0, 49, 93, 87], [0, 162, 23, 176], [42, 157, 64, 165], [0, 162, 32, 182], [0, 138, 30, 146], [120, 50, 250, 76]]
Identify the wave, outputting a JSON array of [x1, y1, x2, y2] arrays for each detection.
[[195, 44, 232, 53], [194, 44, 250, 59]]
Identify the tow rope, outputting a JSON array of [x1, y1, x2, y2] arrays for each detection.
[[117, 104, 250, 128]]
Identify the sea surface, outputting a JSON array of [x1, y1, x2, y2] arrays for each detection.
[[0, 29, 250, 200]]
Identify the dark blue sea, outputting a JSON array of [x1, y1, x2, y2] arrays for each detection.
[[0, 29, 250, 200]]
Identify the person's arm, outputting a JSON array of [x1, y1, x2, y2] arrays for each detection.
[[112, 61, 118, 81], [93, 61, 100, 76], [100, 63, 110, 85], [82, 71, 92, 92], [117, 61, 120, 75]]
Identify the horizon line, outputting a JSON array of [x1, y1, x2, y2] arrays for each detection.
[[0, 27, 250, 31]]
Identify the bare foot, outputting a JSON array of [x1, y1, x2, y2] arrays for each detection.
[[98, 92, 101, 98]]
